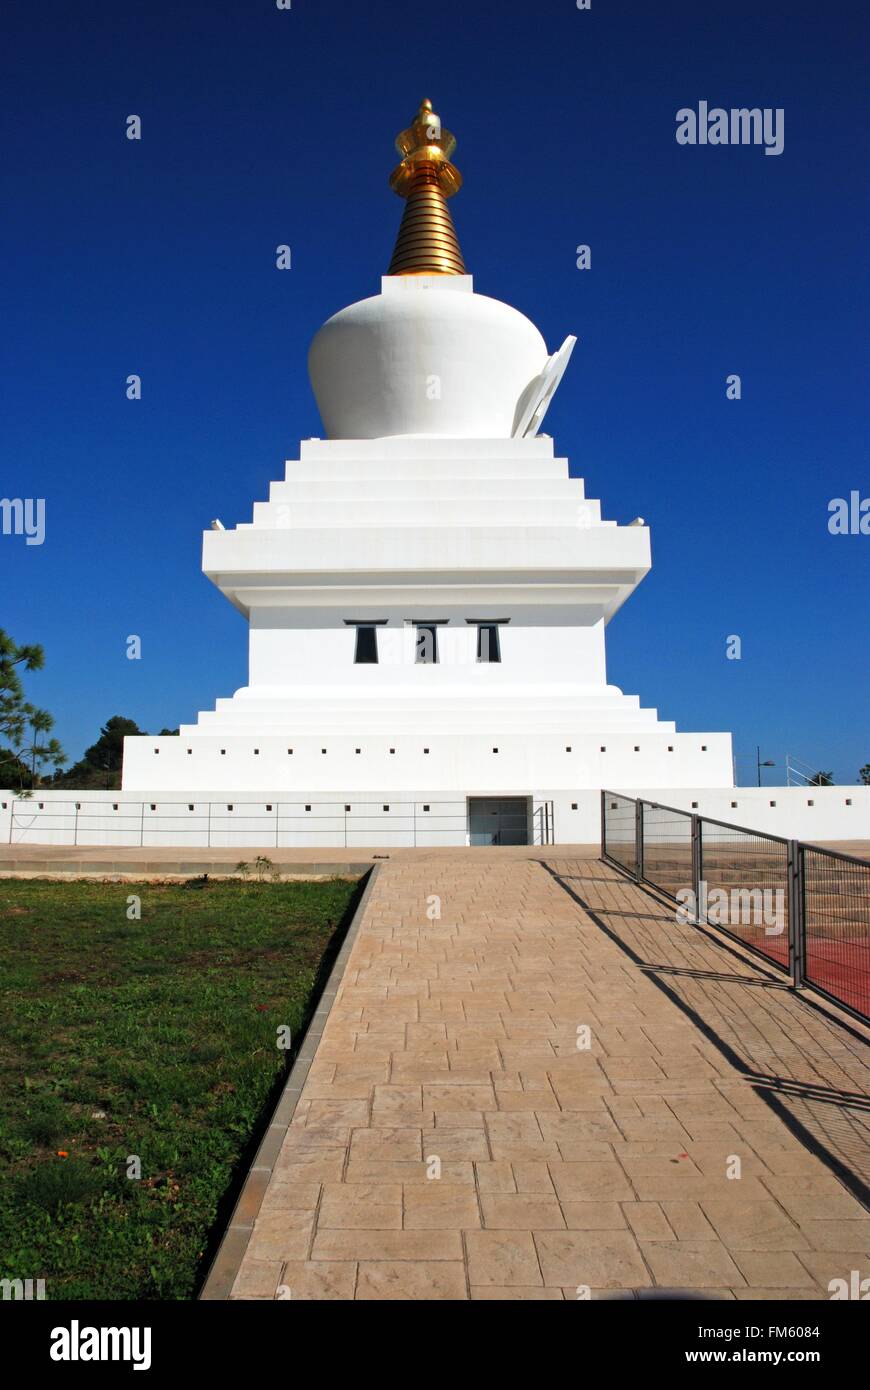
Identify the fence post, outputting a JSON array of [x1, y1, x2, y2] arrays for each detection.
[[691, 814, 702, 923], [634, 799, 643, 882], [73, 802, 79, 846], [788, 839, 805, 989], [600, 791, 606, 858]]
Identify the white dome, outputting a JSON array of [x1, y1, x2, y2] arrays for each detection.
[[308, 276, 548, 439]]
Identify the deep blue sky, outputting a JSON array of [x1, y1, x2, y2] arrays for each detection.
[[2, 0, 867, 786]]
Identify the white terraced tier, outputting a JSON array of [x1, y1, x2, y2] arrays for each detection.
[[122, 265, 733, 819], [122, 429, 732, 796]]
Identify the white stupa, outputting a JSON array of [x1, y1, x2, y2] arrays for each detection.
[[121, 99, 733, 843]]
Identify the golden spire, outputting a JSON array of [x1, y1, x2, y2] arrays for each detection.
[[387, 98, 467, 276]]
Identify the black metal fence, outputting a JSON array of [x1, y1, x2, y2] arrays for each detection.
[[602, 791, 870, 1025], [801, 844, 870, 1021], [599, 792, 637, 876]]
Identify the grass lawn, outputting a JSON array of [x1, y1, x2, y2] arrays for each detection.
[[0, 873, 360, 1300]]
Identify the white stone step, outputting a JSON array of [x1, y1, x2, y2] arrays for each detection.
[[283, 457, 571, 481], [267, 477, 587, 502], [188, 706, 673, 735], [245, 497, 605, 530], [209, 692, 645, 714], [299, 436, 557, 461]]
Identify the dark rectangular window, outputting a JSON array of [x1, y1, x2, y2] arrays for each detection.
[[468, 618, 507, 662], [477, 623, 501, 663], [415, 623, 438, 664], [354, 625, 378, 664]]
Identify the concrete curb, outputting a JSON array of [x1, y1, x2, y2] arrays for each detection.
[[197, 862, 380, 1300], [0, 860, 373, 880]]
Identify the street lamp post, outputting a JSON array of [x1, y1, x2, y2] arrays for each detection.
[[756, 746, 775, 787]]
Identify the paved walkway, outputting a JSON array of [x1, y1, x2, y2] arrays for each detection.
[[0, 843, 599, 877], [1, 842, 865, 874], [229, 858, 870, 1300]]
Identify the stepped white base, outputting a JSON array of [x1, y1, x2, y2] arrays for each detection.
[[121, 727, 732, 794], [121, 434, 734, 802]]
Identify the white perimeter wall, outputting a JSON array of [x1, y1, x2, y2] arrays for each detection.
[[2, 786, 867, 850], [614, 785, 870, 844]]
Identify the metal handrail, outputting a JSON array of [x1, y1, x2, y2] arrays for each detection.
[[796, 842, 870, 868], [5, 795, 556, 848], [601, 789, 869, 1026], [637, 798, 791, 845]]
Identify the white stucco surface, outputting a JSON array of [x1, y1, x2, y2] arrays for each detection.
[[3, 786, 867, 849], [111, 269, 744, 840], [308, 276, 548, 439], [119, 422, 735, 805]]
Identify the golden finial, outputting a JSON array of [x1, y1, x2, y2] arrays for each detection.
[[387, 98, 466, 276]]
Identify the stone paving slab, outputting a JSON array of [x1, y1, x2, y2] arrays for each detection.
[[228, 857, 870, 1300]]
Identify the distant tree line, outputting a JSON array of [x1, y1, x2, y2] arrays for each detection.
[[0, 627, 176, 791], [51, 715, 178, 791]]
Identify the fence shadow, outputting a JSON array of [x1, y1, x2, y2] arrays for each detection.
[[541, 859, 870, 1211]]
